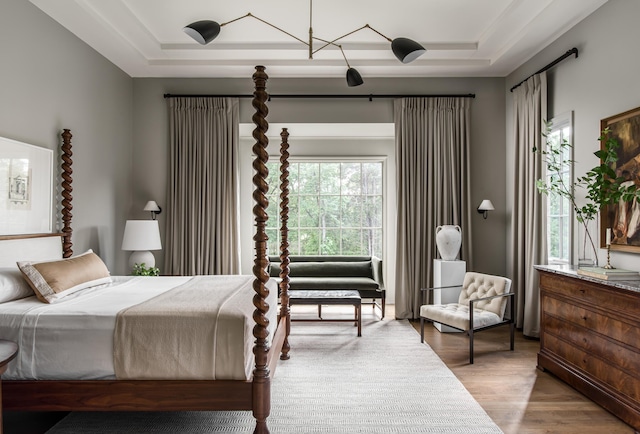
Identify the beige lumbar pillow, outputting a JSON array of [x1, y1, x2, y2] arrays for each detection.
[[18, 249, 111, 303]]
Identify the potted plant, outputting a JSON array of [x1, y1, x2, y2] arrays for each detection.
[[534, 127, 640, 265], [132, 262, 160, 276]]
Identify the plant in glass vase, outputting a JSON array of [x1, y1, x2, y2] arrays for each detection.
[[534, 127, 640, 266]]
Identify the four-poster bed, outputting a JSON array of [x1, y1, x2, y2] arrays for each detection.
[[0, 66, 289, 434]]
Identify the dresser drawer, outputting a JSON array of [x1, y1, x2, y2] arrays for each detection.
[[542, 296, 640, 352], [539, 272, 640, 320], [543, 333, 640, 402], [542, 312, 640, 379]]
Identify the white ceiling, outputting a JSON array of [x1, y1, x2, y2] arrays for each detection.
[[30, 0, 608, 80]]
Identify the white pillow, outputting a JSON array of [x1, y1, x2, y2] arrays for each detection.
[[0, 267, 35, 303]]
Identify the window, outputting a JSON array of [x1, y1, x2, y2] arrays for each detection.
[[265, 159, 383, 257], [545, 113, 572, 264]]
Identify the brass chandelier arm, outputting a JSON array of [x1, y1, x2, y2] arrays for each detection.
[[311, 24, 393, 56], [365, 24, 394, 43], [307, 36, 349, 67], [220, 13, 309, 47], [336, 44, 351, 68]]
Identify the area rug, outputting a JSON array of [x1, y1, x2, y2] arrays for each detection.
[[47, 318, 502, 433]]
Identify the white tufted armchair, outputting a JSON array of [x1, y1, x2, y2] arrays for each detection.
[[419, 272, 515, 364]]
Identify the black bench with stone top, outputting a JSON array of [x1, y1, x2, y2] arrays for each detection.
[[288, 290, 362, 336]]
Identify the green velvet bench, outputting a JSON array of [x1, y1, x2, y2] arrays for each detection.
[[268, 255, 385, 319]]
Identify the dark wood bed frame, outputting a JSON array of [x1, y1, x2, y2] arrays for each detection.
[[0, 65, 290, 434]]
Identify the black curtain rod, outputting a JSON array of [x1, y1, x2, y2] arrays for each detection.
[[163, 93, 475, 101], [510, 47, 579, 92]]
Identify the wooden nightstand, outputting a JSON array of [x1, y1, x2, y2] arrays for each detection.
[[0, 340, 18, 434]]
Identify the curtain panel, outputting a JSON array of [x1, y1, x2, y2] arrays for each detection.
[[510, 72, 548, 338], [394, 97, 473, 319], [165, 97, 240, 276]]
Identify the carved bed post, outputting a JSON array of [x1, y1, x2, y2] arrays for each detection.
[[60, 129, 73, 258], [279, 128, 291, 361], [251, 65, 271, 434]]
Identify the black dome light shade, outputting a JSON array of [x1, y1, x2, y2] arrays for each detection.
[[391, 37, 426, 63], [346, 68, 364, 87], [183, 20, 221, 45]]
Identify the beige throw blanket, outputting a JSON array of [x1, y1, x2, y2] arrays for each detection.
[[114, 275, 272, 381]]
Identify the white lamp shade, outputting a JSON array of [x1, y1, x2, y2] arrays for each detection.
[[478, 200, 495, 211], [122, 220, 162, 251], [143, 201, 161, 212]]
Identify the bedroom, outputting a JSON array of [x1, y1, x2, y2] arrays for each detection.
[[1, 0, 639, 432]]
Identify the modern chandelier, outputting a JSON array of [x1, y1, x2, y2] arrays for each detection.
[[183, 0, 426, 87]]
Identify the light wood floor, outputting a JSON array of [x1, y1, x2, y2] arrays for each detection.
[[409, 316, 636, 434]]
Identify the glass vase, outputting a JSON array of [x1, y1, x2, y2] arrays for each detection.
[[577, 218, 598, 267]]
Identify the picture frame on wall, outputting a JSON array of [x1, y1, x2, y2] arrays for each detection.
[[600, 106, 640, 253], [0, 136, 53, 235]]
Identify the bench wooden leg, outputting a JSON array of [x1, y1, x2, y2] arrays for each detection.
[[318, 304, 322, 319], [371, 298, 385, 320], [356, 304, 361, 337]]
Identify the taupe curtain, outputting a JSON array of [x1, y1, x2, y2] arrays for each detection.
[[394, 97, 473, 319], [510, 73, 548, 338], [165, 97, 240, 275]]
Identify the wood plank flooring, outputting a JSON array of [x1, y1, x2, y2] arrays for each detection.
[[410, 317, 636, 434]]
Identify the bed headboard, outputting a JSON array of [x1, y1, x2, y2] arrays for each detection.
[[0, 234, 64, 268]]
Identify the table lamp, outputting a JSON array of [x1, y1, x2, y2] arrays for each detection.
[[121, 220, 162, 272]]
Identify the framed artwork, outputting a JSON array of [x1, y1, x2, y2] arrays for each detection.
[[0, 136, 54, 235], [600, 106, 640, 253]]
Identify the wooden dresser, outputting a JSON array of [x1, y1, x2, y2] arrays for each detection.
[[536, 265, 640, 431]]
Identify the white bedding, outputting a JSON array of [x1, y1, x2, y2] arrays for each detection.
[[0, 275, 278, 381]]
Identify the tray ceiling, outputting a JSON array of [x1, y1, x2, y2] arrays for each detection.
[[30, 0, 608, 79]]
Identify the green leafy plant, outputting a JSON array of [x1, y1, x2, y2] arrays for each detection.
[[534, 126, 640, 263], [132, 262, 159, 276]]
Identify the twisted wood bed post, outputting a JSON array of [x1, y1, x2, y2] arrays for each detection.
[[251, 65, 271, 434], [279, 128, 291, 361], [60, 129, 73, 258]]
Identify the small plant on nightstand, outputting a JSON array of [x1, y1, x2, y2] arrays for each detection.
[[132, 262, 159, 276]]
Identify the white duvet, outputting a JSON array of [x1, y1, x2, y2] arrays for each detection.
[[0, 275, 278, 381]]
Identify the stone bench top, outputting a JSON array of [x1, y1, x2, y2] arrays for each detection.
[[288, 290, 361, 305]]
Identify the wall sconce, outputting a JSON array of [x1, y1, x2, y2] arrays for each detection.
[[121, 220, 162, 271], [144, 201, 162, 220], [477, 200, 495, 219]]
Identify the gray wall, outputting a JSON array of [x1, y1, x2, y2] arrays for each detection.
[[132, 76, 507, 286], [506, 0, 640, 271], [0, 0, 133, 273]]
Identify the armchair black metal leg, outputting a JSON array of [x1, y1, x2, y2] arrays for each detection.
[[510, 322, 515, 351], [469, 328, 474, 364], [420, 318, 425, 343], [381, 299, 385, 320]]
